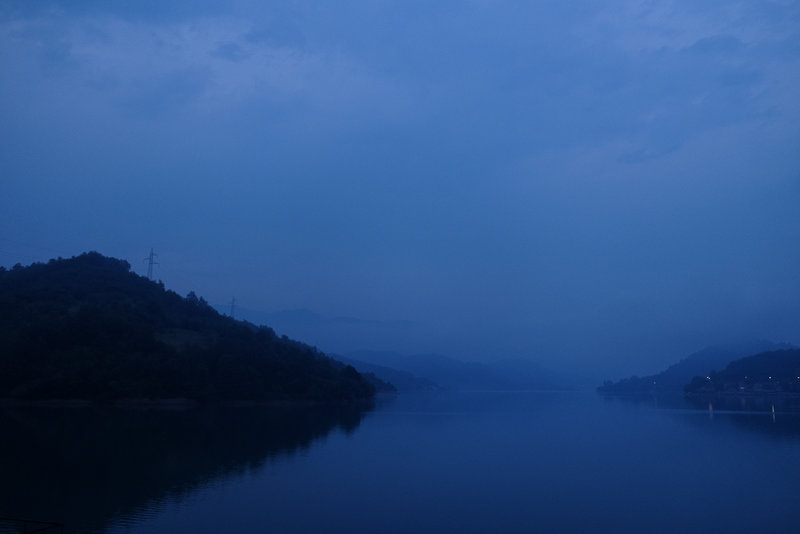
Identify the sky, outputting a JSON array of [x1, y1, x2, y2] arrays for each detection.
[[1, 0, 799, 380]]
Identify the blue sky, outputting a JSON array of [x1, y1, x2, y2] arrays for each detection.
[[2, 0, 799, 379]]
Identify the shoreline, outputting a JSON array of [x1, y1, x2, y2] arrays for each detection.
[[0, 396, 381, 410]]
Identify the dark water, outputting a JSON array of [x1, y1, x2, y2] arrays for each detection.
[[2, 391, 799, 533]]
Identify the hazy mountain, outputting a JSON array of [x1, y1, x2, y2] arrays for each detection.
[[344, 351, 568, 391], [598, 340, 795, 393], [333, 355, 441, 392], [213, 305, 419, 355]]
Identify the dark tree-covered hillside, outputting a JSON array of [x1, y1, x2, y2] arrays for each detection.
[[684, 349, 800, 395], [0, 252, 383, 402], [597, 341, 793, 393]]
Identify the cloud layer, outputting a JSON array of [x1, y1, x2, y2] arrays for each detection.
[[2, 0, 799, 378]]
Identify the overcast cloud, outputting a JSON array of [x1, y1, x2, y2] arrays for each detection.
[[2, 0, 799, 380]]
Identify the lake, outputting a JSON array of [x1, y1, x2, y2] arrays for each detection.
[[2, 391, 799, 533]]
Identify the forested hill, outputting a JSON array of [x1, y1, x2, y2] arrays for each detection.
[[597, 341, 793, 393], [0, 252, 381, 402], [685, 349, 800, 395]]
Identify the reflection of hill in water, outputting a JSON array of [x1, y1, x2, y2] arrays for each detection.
[[682, 395, 800, 439], [683, 394, 800, 413], [0, 403, 372, 533], [600, 392, 800, 439]]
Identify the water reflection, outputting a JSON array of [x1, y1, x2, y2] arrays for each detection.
[[683, 394, 800, 414], [600, 392, 800, 439], [0, 402, 372, 533]]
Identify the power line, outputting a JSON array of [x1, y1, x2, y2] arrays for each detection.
[[143, 248, 159, 279]]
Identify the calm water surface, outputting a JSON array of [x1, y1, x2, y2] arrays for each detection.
[[2, 391, 799, 533]]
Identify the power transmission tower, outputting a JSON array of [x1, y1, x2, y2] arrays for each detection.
[[230, 297, 236, 319], [143, 248, 159, 279]]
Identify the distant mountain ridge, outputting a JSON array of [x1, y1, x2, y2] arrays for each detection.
[[333, 355, 441, 392], [212, 305, 418, 356], [0, 252, 382, 402], [344, 350, 569, 391], [598, 340, 795, 393], [219, 307, 415, 330]]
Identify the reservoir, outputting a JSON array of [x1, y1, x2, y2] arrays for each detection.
[[2, 391, 799, 533]]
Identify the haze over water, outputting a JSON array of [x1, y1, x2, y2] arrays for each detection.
[[3, 392, 800, 534]]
